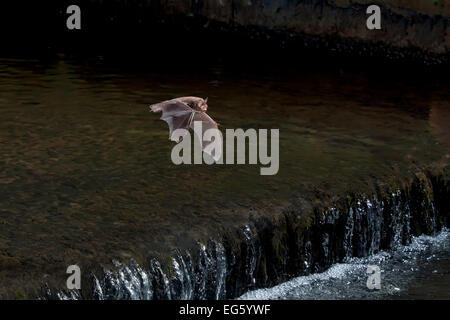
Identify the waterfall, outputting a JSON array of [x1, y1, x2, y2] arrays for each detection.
[[51, 172, 449, 300]]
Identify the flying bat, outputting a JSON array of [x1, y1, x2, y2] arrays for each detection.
[[149, 96, 221, 160]]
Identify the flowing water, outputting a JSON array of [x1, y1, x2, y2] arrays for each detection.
[[239, 229, 450, 300], [0, 54, 449, 298]]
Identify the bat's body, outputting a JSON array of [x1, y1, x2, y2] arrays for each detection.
[[150, 96, 220, 158]]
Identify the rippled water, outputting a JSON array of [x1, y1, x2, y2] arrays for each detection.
[[239, 229, 450, 300], [0, 55, 449, 297]]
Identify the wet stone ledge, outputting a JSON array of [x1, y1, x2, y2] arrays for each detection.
[[51, 167, 450, 300]]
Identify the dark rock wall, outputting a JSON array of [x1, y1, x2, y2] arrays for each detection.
[[3, 1, 448, 63], [115, 0, 449, 54]]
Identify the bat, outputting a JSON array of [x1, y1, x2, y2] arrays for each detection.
[[150, 96, 220, 160]]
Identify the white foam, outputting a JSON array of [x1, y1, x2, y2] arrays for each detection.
[[238, 229, 450, 300]]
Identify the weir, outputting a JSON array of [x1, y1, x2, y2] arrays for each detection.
[[54, 167, 449, 300]]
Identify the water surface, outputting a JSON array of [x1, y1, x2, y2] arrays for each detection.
[[0, 56, 449, 296]]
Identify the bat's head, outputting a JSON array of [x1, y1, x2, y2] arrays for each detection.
[[199, 97, 208, 112], [186, 97, 208, 112]]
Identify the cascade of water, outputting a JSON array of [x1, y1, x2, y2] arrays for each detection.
[[53, 174, 448, 300]]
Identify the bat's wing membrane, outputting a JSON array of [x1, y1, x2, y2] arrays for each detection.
[[151, 100, 194, 142], [191, 112, 221, 160], [151, 99, 221, 161]]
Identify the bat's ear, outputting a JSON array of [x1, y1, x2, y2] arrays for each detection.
[[204, 97, 208, 104]]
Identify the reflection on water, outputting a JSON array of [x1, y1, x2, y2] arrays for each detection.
[[0, 56, 449, 295]]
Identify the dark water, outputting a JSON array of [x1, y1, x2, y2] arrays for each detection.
[[0, 55, 449, 297]]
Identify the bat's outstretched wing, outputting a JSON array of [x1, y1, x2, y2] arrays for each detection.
[[190, 112, 221, 160], [150, 100, 194, 142]]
